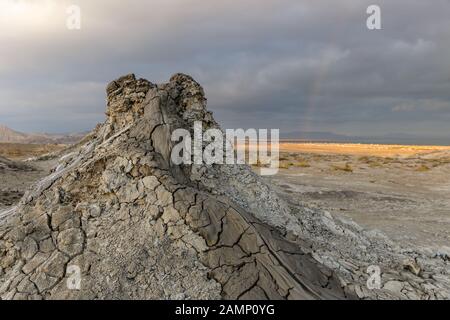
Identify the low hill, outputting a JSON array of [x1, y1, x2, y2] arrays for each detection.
[[0, 125, 28, 143], [0, 125, 86, 144]]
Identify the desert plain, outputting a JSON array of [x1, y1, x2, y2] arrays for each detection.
[[259, 142, 450, 251]]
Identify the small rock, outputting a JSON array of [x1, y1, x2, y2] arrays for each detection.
[[402, 258, 421, 276], [88, 204, 102, 218]]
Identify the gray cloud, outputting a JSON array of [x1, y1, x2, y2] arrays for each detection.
[[0, 0, 449, 139]]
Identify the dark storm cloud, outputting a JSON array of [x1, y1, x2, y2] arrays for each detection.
[[0, 0, 449, 137]]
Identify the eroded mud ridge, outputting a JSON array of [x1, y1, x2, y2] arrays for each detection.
[[0, 74, 449, 300]]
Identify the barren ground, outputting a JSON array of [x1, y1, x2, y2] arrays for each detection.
[[0, 143, 64, 210], [260, 143, 450, 251]]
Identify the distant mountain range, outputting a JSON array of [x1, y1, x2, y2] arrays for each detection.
[[0, 125, 86, 144], [281, 131, 449, 146], [1, 124, 447, 146]]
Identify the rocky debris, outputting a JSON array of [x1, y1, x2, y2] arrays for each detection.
[[0, 74, 449, 300]]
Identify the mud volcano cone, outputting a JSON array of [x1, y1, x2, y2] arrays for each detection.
[[0, 74, 349, 299]]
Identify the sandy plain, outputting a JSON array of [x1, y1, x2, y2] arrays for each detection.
[[260, 143, 450, 251]]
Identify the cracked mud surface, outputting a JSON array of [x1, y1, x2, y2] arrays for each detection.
[[1, 74, 449, 300]]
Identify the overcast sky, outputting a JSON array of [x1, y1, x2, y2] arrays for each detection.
[[1, 0, 449, 138]]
